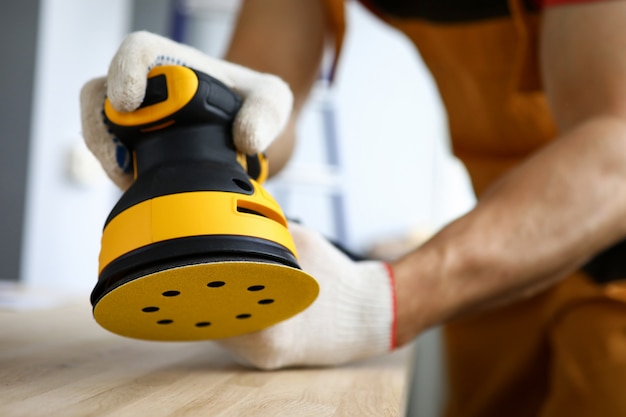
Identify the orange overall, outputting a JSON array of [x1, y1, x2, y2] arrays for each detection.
[[322, 1, 626, 415]]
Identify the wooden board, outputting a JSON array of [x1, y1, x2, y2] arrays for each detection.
[[0, 297, 414, 416]]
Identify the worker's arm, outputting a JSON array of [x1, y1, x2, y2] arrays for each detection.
[[224, 0, 329, 176], [392, 1, 626, 345]]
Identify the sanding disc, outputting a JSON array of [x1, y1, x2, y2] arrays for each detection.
[[93, 261, 319, 341]]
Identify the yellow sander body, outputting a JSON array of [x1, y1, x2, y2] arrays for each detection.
[[92, 66, 319, 341]]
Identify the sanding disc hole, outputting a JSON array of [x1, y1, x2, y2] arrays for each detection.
[[258, 299, 274, 305], [142, 306, 160, 312], [236, 314, 252, 319], [157, 319, 174, 325], [162, 290, 180, 297], [207, 281, 225, 288], [195, 322, 212, 327], [233, 178, 253, 192], [247, 285, 265, 292]]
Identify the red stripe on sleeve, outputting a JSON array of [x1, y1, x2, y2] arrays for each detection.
[[383, 262, 398, 350]]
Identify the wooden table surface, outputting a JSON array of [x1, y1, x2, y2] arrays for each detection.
[[0, 296, 414, 417]]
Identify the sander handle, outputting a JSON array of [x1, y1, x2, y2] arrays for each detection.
[[103, 65, 268, 182]]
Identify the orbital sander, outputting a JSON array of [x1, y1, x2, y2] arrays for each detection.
[[91, 65, 319, 341]]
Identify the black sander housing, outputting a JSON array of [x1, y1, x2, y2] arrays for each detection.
[[91, 65, 319, 341]]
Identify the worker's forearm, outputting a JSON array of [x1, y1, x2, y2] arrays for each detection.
[[392, 115, 626, 346], [224, 0, 327, 176]]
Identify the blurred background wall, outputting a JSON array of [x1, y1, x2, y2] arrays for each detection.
[[0, 1, 477, 415], [0, 0, 40, 283]]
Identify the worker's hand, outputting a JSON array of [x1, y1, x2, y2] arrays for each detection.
[[216, 222, 397, 370], [80, 31, 293, 190]]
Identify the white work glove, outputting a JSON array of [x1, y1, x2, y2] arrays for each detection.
[[80, 31, 293, 190], [217, 222, 398, 370]]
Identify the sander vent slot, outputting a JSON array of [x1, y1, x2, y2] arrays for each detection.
[[237, 206, 267, 218], [237, 201, 287, 227]]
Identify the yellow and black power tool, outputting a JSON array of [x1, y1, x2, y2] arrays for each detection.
[[91, 65, 319, 341]]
